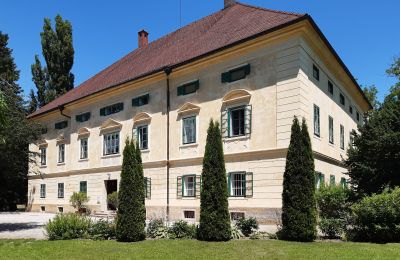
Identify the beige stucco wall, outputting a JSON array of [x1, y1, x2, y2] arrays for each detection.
[[27, 24, 369, 222]]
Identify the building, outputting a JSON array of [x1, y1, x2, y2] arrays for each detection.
[[27, 0, 371, 223]]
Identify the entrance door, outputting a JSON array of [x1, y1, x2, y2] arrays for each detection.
[[105, 180, 118, 210]]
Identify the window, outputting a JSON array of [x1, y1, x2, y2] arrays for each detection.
[[349, 106, 353, 114], [40, 184, 46, 198], [315, 172, 325, 188], [40, 147, 46, 166], [340, 177, 347, 188], [132, 94, 150, 107], [144, 177, 151, 199], [103, 132, 120, 155], [182, 175, 196, 197], [340, 93, 345, 106], [58, 144, 65, 163], [314, 105, 320, 137], [80, 181, 87, 193], [58, 183, 64, 198], [184, 210, 195, 219], [221, 64, 251, 83], [356, 111, 360, 122], [230, 212, 245, 221], [55, 121, 68, 130], [228, 172, 253, 197], [100, 103, 124, 116], [177, 175, 201, 199], [313, 65, 319, 81], [330, 175, 336, 186], [328, 81, 333, 95], [137, 125, 148, 150], [182, 116, 196, 144], [40, 206, 46, 212], [58, 207, 64, 213], [328, 116, 334, 144], [221, 105, 251, 138], [76, 112, 91, 122], [177, 80, 199, 96], [80, 138, 88, 159], [349, 130, 354, 146], [340, 124, 345, 150]]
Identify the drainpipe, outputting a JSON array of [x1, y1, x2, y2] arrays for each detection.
[[58, 105, 71, 119], [164, 67, 172, 222]]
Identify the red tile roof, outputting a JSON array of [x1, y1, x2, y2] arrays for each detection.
[[28, 2, 307, 118]]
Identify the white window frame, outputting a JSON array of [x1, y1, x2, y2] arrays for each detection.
[[183, 175, 196, 197], [229, 172, 246, 197], [136, 125, 149, 150], [57, 183, 64, 198], [103, 132, 120, 156], [314, 104, 320, 137], [328, 116, 334, 144], [183, 210, 195, 220], [40, 184, 46, 198], [340, 124, 345, 150], [40, 147, 47, 166], [80, 138, 89, 160], [229, 106, 246, 137], [182, 116, 197, 145], [58, 144, 65, 163]]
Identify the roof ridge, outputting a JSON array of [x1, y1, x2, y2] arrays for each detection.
[[235, 1, 305, 17]]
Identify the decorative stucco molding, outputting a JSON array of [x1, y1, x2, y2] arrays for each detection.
[[177, 102, 201, 115], [222, 89, 251, 104], [133, 112, 152, 125], [77, 127, 90, 138], [99, 118, 122, 133]]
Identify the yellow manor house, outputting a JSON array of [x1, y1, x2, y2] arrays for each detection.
[[27, 0, 371, 224]]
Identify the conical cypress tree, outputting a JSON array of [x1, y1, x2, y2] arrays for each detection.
[[116, 138, 146, 242], [198, 120, 231, 241], [278, 117, 317, 242]]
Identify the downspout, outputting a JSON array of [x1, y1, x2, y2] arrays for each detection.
[[164, 67, 172, 221], [58, 105, 71, 119]]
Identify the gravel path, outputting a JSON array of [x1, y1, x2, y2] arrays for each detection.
[[0, 212, 55, 240]]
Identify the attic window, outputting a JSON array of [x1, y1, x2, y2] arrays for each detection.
[[132, 94, 150, 107], [340, 93, 345, 106], [177, 80, 199, 96], [55, 121, 68, 130], [100, 103, 124, 116], [313, 65, 320, 81], [328, 81, 333, 95], [349, 106, 353, 114], [76, 112, 91, 122], [221, 64, 250, 83]]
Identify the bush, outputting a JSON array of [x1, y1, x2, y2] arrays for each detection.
[[198, 120, 231, 241], [347, 188, 400, 243], [147, 219, 169, 239], [45, 213, 91, 240], [70, 192, 90, 213], [279, 117, 317, 242], [89, 219, 116, 240], [230, 226, 244, 240], [316, 185, 350, 238], [235, 217, 259, 237], [168, 220, 196, 239], [107, 191, 118, 210]]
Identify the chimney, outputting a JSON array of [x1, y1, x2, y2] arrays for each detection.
[[224, 0, 236, 8], [138, 30, 149, 48]]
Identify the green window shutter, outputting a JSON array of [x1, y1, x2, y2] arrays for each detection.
[[196, 175, 201, 199], [177, 86, 184, 96], [330, 175, 335, 186], [132, 97, 139, 107], [118, 102, 124, 111], [227, 173, 231, 197], [144, 177, 151, 199], [340, 177, 347, 188], [244, 64, 251, 76], [320, 173, 325, 187], [246, 172, 253, 197], [221, 71, 230, 83], [177, 176, 182, 199], [245, 105, 252, 135], [76, 114, 82, 122], [220, 109, 229, 138], [100, 108, 105, 116]]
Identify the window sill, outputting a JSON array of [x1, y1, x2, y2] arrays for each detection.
[[39, 165, 47, 169], [228, 196, 248, 200], [182, 197, 197, 199], [223, 135, 249, 142], [328, 142, 335, 147], [78, 158, 89, 162], [180, 143, 198, 148], [313, 135, 321, 141], [57, 163, 65, 166], [101, 154, 121, 159], [140, 149, 150, 153]]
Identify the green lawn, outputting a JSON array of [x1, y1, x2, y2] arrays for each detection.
[[0, 239, 399, 259]]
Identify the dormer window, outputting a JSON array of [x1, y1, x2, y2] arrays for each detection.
[[221, 64, 250, 83], [76, 112, 91, 122], [55, 121, 68, 130], [313, 65, 320, 81], [177, 80, 199, 96], [132, 94, 150, 107], [100, 103, 124, 116]]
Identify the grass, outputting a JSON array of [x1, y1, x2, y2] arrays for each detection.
[[0, 239, 399, 259]]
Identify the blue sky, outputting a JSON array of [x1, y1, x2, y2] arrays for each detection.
[[1, 0, 398, 101]]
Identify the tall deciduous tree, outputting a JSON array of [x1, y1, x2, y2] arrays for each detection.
[[30, 14, 74, 108], [0, 31, 43, 210], [28, 89, 38, 113], [198, 120, 231, 241], [362, 85, 379, 110], [116, 138, 146, 242], [346, 59, 400, 199], [278, 117, 317, 242]]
